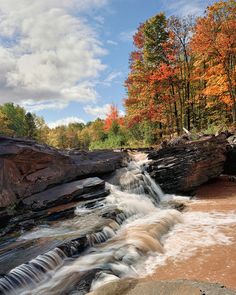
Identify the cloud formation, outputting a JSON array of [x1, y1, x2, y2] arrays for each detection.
[[84, 103, 111, 119], [119, 30, 136, 42], [47, 116, 85, 129], [107, 40, 118, 46], [161, 0, 208, 17], [101, 71, 123, 86], [84, 103, 124, 119], [0, 0, 108, 110]]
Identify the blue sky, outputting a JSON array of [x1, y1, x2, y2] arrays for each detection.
[[0, 0, 215, 127]]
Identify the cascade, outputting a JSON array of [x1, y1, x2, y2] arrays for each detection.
[[0, 153, 181, 295]]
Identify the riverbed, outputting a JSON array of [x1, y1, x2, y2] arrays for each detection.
[[1, 156, 236, 294]]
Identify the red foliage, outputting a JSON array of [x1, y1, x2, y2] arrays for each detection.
[[133, 24, 145, 49], [104, 105, 124, 132]]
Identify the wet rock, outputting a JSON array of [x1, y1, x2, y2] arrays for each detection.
[[161, 200, 187, 212], [147, 134, 229, 194], [0, 136, 125, 217], [58, 236, 89, 257], [66, 269, 102, 295], [22, 177, 107, 211]]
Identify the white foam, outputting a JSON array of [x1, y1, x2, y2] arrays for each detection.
[[143, 211, 236, 275]]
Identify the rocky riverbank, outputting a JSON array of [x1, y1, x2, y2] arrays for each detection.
[[0, 133, 236, 294], [0, 136, 127, 234], [1, 132, 235, 238]]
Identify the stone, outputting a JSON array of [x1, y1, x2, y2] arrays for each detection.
[[147, 134, 229, 194], [0, 136, 125, 217], [22, 177, 106, 211]]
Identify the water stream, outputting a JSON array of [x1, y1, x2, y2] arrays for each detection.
[[1, 154, 236, 294], [0, 154, 179, 294]]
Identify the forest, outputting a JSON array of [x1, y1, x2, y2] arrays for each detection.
[[0, 0, 235, 149]]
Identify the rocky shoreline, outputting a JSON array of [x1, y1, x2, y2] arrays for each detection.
[[0, 133, 236, 294], [1, 132, 236, 238]]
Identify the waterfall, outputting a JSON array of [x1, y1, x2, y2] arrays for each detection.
[[143, 172, 165, 201], [0, 153, 182, 295], [0, 248, 65, 295]]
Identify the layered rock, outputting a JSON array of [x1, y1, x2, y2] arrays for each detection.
[[147, 134, 229, 194], [22, 177, 107, 211], [0, 136, 125, 221]]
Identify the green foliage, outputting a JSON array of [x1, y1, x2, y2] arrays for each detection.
[[90, 133, 127, 150], [25, 112, 37, 139], [0, 110, 14, 136], [143, 13, 169, 66], [1, 103, 27, 137]]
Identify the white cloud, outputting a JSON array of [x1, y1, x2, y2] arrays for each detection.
[[119, 30, 136, 42], [47, 116, 85, 129], [0, 0, 109, 110], [101, 71, 123, 86], [84, 103, 124, 119], [107, 40, 118, 46], [84, 103, 111, 119], [161, 0, 210, 17], [94, 15, 105, 25], [105, 71, 122, 83]]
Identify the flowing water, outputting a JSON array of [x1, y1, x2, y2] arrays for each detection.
[[1, 154, 236, 294]]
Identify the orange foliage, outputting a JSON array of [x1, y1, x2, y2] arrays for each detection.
[[104, 105, 124, 132]]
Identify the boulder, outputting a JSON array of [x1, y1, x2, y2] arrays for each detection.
[[0, 136, 125, 217], [22, 177, 108, 211], [147, 134, 229, 194]]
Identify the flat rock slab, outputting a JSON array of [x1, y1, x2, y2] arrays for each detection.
[[22, 177, 106, 211], [0, 136, 125, 214], [89, 279, 236, 295]]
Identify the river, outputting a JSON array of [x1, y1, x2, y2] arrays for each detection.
[[0, 153, 236, 294]]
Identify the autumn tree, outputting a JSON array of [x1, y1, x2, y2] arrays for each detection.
[[0, 110, 14, 136], [104, 105, 123, 133], [125, 13, 181, 141], [168, 16, 194, 130], [191, 0, 236, 124]]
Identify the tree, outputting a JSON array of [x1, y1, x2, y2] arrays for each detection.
[[168, 16, 194, 131], [104, 105, 123, 132], [1, 103, 27, 137], [191, 0, 236, 124], [143, 13, 169, 66], [89, 119, 107, 141], [0, 110, 14, 136], [34, 116, 49, 144], [25, 112, 37, 139], [125, 13, 179, 140]]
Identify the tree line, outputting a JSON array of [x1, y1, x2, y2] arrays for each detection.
[[0, 0, 235, 149], [0, 103, 127, 149], [125, 0, 236, 143]]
